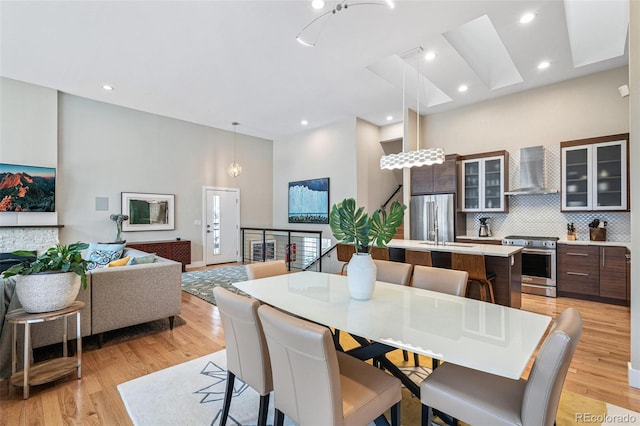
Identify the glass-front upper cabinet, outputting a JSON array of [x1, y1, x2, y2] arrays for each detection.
[[460, 152, 507, 212], [561, 134, 628, 211]]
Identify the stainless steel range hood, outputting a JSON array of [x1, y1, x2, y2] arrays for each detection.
[[504, 146, 558, 195]]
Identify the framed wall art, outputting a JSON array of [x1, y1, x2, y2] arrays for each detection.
[[121, 192, 175, 231], [0, 163, 56, 212], [288, 177, 329, 224]]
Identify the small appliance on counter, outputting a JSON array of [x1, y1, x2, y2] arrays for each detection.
[[478, 217, 491, 237], [588, 219, 607, 241]]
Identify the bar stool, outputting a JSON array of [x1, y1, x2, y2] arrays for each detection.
[[370, 246, 390, 260], [336, 243, 354, 275], [405, 249, 432, 267], [451, 253, 496, 303]]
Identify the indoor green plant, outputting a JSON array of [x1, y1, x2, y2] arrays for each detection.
[[329, 198, 406, 299], [3, 242, 90, 313], [329, 198, 406, 253]]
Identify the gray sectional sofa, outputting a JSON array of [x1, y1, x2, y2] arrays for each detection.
[[1, 248, 182, 378], [31, 248, 182, 348]]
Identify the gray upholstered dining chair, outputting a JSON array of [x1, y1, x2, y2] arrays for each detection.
[[373, 259, 413, 363], [411, 265, 469, 368], [212, 287, 273, 426], [257, 304, 402, 426], [245, 259, 288, 280], [374, 259, 413, 287], [412, 265, 468, 296], [420, 307, 582, 426]]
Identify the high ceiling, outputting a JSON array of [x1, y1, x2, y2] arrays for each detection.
[[0, 0, 629, 140]]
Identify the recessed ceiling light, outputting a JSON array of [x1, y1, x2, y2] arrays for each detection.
[[311, 0, 325, 10], [102, 84, 114, 91], [538, 60, 551, 70], [520, 12, 535, 24], [386, 115, 393, 121], [301, 120, 309, 126], [458, 84, 468, 93], [424, 51, 436, 61]]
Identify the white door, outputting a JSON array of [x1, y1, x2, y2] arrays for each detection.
[[204, 187, 239, 264]]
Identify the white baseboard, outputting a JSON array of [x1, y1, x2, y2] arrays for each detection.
[[186, 261, 205, 271], [628, 362, 640, 388]]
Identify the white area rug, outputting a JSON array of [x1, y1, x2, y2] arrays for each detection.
[[118, 350, 290, 426], [118, 349, 640, 426]]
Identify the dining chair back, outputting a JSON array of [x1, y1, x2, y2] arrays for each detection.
[[412, 265, 468, 296], [257, 304, 402, 426], [212, 287, 273, 426], [451, 253, 496, 303], [336, 243, 355, 275], [246, 259, 288, 280], [374, 259, 412, 286], [421, 307, 582, 426], [405, 249, 432, 267]]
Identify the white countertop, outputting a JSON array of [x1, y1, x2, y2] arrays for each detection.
[[388, 239, 521, 257], [558, 239, 631, 250], [456, 235, 504, 242]]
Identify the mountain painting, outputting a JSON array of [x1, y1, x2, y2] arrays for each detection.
[[288, 177, 329, 224], [0, 163, 56, 212]]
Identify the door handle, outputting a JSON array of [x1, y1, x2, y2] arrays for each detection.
[[567, 272, 589, 276], [566, 252, 588, 256]]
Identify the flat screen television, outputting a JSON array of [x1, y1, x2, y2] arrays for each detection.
[[288, 177, 330, 224], [0, 163, 56, 212]]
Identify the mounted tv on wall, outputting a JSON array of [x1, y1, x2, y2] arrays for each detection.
[[288, 177, 330, 224], [0, 163, 56, 212]]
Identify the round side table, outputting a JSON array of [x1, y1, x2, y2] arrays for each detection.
[[7, 301, 84, 399]]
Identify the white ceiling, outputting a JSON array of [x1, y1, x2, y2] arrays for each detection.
[[0, 0, 629, 140]]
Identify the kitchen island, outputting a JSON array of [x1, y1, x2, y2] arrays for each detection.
[[387, 239, 523, 308]]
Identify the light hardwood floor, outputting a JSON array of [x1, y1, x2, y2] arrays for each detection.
[[1, 280, 639, 424]]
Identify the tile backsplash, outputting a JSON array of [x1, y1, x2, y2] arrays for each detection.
[[464, 144, 631, 242]]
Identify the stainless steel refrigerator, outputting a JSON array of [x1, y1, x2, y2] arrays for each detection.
[[410, 194, 456, 242]]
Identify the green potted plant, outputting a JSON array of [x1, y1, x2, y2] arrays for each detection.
[[329, 198, 406, 299], [3, 242, 90, 313]]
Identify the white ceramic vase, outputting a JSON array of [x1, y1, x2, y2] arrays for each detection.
[[15, 272, 80, 313], [347, 253, 377, 300]]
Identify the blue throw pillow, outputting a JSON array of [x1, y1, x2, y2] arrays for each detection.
[[128, 253, 156, 265], [86, 242, 126, 270]]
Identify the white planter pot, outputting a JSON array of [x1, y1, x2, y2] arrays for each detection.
[[347, 253, 377, 300], [15, 272, 80, 313]]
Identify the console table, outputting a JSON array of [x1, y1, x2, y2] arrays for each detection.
[[127, 240, 191, 271], [7, 301, 84, 399]]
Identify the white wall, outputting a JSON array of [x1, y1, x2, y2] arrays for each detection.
[[422, 66, 629, 153], [273, 118, 358, 273], [629, 0, 640, 388], [0, 77, 58, 225], [356, 118, 399, 214], [57, 93, 273, 263]]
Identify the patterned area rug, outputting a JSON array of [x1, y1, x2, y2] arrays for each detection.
[[181, 266, 248, 305]]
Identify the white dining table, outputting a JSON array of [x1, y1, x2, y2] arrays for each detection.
[[234, 271, 551, 395]]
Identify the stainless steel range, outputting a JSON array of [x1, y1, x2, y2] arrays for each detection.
[[502, 235, 559, 297]]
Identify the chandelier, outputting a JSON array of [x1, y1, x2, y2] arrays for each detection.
[[380, 47, 445, 170], [227, 122, 242, 178], [296, 0, 395, 47]]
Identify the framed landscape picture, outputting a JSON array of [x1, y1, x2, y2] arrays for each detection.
[[0, 163, 56, 212], [122, 192, 175, 231], [288, 177, 329, 224]]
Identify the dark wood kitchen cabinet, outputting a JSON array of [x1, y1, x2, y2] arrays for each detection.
[[127, 240, 191, 271], [411, 154, 458, 195], [557, 243, 629, 305], [557, 244, 600, 296], [599, 246, 628, 300]]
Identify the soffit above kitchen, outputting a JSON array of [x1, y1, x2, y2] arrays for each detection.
[[0, 0, 629, 140]]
